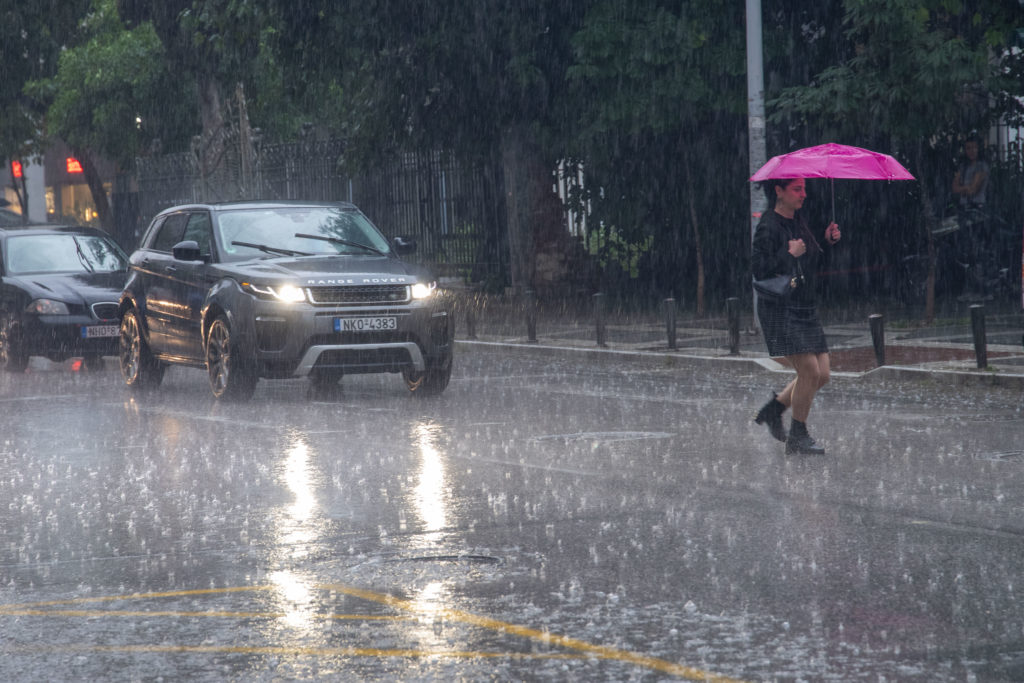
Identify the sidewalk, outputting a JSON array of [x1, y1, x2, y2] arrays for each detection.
[[448, 290, 1024, 388]]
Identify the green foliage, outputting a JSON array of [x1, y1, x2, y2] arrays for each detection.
[[0, 0, 92, 159], [565, 0, 748, 298], [771, 0, 1023, 145], [267, 2, 587, 166], [25, 0, 173, 165], [585, 225, 653, 279]]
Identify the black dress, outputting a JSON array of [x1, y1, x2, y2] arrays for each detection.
[[751, 210, 828, 357]]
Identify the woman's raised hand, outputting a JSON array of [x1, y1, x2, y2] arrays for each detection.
[[825, 223, 841, 244]]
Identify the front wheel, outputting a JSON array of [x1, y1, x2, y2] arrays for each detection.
[[402, 354, 452, 396], [206, 315, 257, 400], [0, 319, 30, 373], [120, 310, 165, 390]]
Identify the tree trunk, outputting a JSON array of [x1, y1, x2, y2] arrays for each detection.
[[75, 149, 113, 232], [915, 146, 937, 324], [195, 74, 227, 197], [499, 124, 541, 296], [11, 172, 29, 225], [684, 161, 706, 316]]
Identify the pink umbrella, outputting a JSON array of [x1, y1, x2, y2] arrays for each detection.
[[749, 143, 915, 221]]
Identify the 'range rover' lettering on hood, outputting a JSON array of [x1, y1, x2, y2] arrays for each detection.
[[305, 276, 411, 285]]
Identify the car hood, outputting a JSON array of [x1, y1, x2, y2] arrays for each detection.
[[10, 271, 127, 304], [219, 255, 433, 286]]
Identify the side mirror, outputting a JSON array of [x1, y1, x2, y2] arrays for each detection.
[[172, 240, 204, 262], [392, 236, 417, 256]]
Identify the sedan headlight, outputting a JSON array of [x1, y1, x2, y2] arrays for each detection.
[[242, 282, 307, 303], [27, 299, 70, 315], [411, 281, 437, 300]]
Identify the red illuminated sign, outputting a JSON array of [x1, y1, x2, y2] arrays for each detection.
[[66, 157, 83, 174], [11, 160, 23, 178]]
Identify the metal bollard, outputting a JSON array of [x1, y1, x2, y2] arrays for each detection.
[[869, 314, 885, 367], [593, 292, 607, 347], [664, 298, 677, 350], [525, 289, 537, 343], [970, 304, 987, 369], [726, 297, 740, 355]]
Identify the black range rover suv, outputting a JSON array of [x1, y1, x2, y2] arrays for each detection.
[[118, 201, 453, 399]]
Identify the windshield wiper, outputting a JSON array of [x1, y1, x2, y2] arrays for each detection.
[[231, 241, 312, 257], [72, 237, 95, 273], [294, 233, 386, 256]]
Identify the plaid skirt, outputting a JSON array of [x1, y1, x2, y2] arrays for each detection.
[[757, 299, 828, 357]]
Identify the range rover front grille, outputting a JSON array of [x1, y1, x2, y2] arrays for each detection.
[[307, 285, 410, 306]]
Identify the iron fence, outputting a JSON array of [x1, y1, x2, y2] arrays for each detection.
[[132, 140, 504, 285]]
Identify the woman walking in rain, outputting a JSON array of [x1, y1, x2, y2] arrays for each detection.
[[751, 178, 841, 455]]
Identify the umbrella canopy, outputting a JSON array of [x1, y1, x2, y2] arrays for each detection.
[[749, 143, 915, 182]]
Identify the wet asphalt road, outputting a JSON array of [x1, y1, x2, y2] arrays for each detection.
[[1, 347, 1023, 681]]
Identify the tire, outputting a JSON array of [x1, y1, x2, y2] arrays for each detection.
[[206, 315, 257, 401], [402, 353, 452, 396], [120, 309, 165, 390], [0, 319, 30, 373]]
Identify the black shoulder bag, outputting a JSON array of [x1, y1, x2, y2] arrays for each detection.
[[753, 255, 805, 302]]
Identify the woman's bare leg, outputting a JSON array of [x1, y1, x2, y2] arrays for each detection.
[[786, 352, 824, 422], [772, 352, 830, 416], [775, 377, 797, 407]]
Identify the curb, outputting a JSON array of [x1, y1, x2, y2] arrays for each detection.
[[863, 364, 1024, 390], [455, 339, 1024, 389]]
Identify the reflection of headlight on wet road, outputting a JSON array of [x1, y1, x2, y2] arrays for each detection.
[[269, 433, 320, 634], [414, 422, 448, 534], [283, 436, 315, 523], [269, 569, 317, 631]]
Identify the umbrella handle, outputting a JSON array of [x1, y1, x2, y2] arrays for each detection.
[[831, 178, 836, 225]]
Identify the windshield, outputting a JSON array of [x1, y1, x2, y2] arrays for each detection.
[[216, 207, 392, 262], [4, 234, 128, 275]]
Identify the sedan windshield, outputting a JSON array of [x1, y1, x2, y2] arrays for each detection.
[[217, 207, 391, 262], [5, 234, 128, 275]]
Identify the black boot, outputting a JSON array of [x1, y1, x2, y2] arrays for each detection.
[[754, 392, 788, 442], [786, 419, 825, 455]]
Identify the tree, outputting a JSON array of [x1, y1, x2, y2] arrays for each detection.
[[769, 0, 1024, 321], [25, 0, 176, 231], [0, 0, 92, 219], [565, 0, 748, 313], [271, 1, 588, 295], [119, 0, 294, 192]]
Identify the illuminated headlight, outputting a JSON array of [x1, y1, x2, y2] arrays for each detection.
[[27, 299, 70, 315], [243, 282, 307, 303], [411, 281, 437, 300]]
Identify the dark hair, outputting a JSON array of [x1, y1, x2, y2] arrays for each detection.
[[963, 135, 986, 161], [760, 178, 800, 209]]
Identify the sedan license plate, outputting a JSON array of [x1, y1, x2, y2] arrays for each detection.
[[81, 324, 120, 338], [334, 316, 397, 332]]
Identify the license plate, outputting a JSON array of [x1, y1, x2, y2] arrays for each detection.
[[334, 316, 397, 332], [81, 324, 120, 338]]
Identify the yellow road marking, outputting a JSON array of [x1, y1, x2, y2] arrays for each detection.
[[6, 643, 585, 661], [0, 585, 274, 610], [322, 583, 746, 682], [0, 609, 409, 621], [0, 584, 748, 682]]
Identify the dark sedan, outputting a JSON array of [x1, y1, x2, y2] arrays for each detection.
[[0, 225, 129, 372]]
